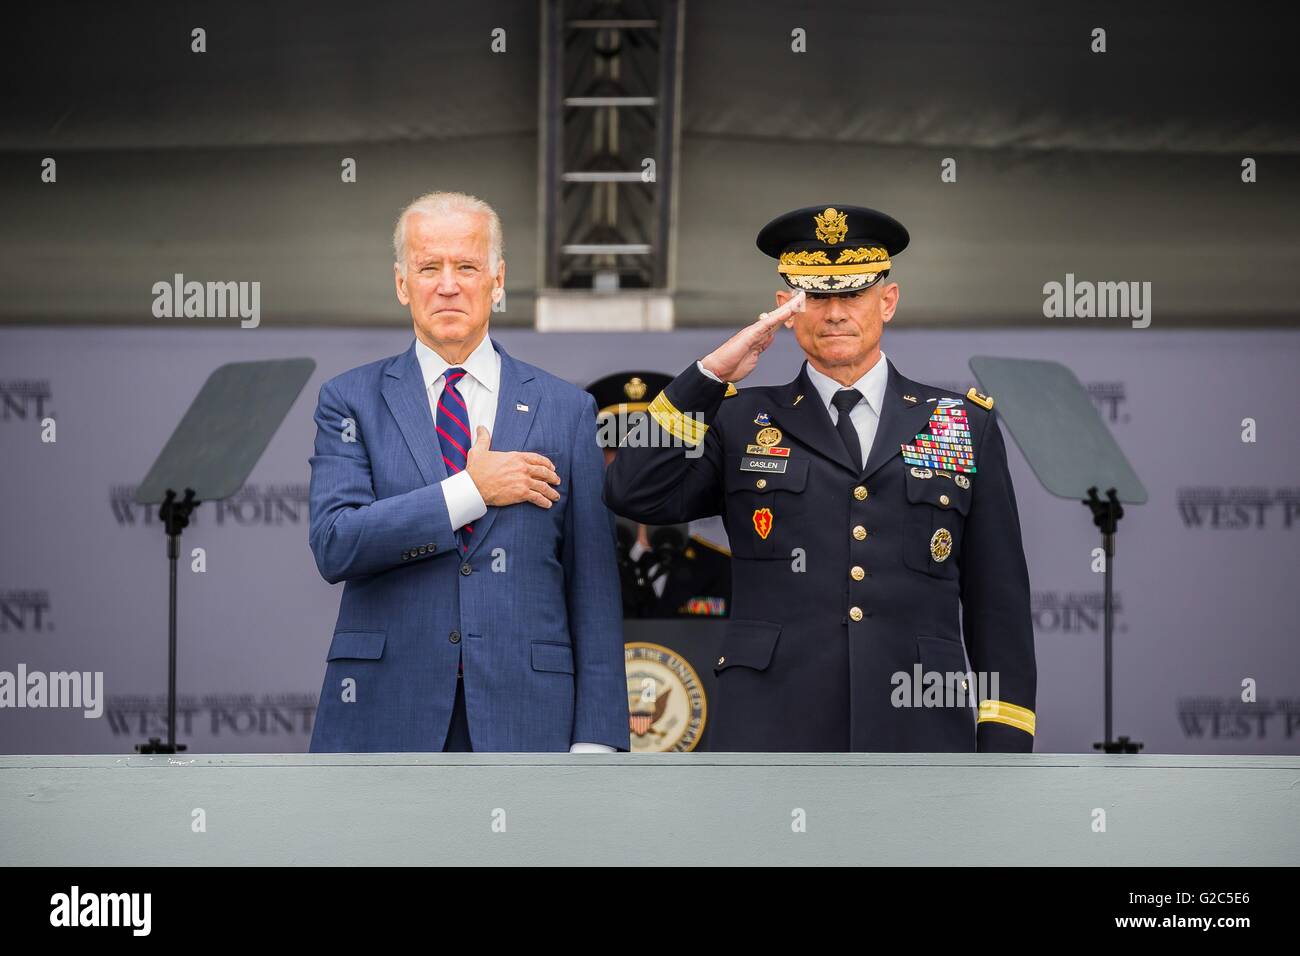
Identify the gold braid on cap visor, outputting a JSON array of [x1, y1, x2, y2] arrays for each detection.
[[777, 247, 891, 290], [776, 246, 891, 274]]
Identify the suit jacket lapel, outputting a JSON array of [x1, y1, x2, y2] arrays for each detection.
[[771, 363, 859, 475], [464, 341, 539, 559], [382, 342, 447, 488], [862, 360, 935, 479]]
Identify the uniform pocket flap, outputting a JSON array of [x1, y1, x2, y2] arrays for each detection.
[[715, 619, 782, 672], [904, 471, 972, 514], [326, 630, 387, 660], [726, 456, 809, 493], [531, 641, 575, 674], [916, 635, 969, 674]]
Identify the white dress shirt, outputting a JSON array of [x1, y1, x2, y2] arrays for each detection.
[[696, 352, 889, 467], [415, 334, 497, 532], [803, 351, 890, 467], [628, 538, 668, 598], [416, 334, 615, 754]]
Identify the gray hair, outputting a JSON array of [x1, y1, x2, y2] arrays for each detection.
[[393, 191, 503, 277]]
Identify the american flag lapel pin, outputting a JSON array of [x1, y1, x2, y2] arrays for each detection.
[[516, 403, 529, 412]]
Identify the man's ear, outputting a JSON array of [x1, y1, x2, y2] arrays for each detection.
[[493, 260, 506, 300], [394, 263, 411, 306], [880, 281, 900, 325]]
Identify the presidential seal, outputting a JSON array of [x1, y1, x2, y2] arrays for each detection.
[[624, 642, 708, 752]]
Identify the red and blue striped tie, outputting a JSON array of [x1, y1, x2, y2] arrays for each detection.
[[436, 366, 473, 553]]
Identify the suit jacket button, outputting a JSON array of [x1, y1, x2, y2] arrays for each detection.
[[853, 485, 868, 500], [460, 563, 472, 576], [417, 546, 427, 555], [939, 494, 951, 506], [717, 656, 725, 666], [401, 551, 410, 560], [850, 566, 865, 581], [852, 525, 867, 541], [849, 606, 864, 622], [428, 543, 436, 552], [449, 630, 461, 644]]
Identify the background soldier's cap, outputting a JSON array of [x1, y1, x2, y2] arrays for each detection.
[[585, 370, 673, 427], [756, 204, 910, 295]]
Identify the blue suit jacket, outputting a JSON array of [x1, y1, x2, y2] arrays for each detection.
[[307, 339, 629, 752]]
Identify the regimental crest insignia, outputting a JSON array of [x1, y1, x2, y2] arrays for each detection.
[[754, 411, 772, 426], [814, 207, 849, 245], [930, 528, 953, 563], [625, 642, 707, 753], [623, 376, 647, 400], [752, 507, 774, 539]]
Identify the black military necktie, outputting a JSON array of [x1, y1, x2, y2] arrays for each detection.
[[830, 388, 863, 468]]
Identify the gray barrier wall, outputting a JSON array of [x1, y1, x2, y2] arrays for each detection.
[[2, 754, 1297, 865]]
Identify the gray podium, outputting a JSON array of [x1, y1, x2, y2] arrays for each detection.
[[2, 753, 1297, 865]]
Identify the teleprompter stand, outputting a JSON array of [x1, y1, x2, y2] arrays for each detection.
[[970, 357, 1148, 754], [134, 359, 315, 753]]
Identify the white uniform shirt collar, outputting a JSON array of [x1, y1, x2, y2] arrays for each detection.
[[804, 350, 889, 417], [415, 332, 500, 394]]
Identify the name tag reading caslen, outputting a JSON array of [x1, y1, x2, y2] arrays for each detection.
[[740, 456, 788, 474]]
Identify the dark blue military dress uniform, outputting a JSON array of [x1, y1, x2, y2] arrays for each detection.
[[603, 205, 1037, 753]]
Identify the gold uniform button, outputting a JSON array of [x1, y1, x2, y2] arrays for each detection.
[[939, 494, 950, 506], [853, 485, 868, 500], [755, 478, 767, 489], [849, 607, 864, 622], [852, 525, 867, 541], [850, 566, 865, 581]]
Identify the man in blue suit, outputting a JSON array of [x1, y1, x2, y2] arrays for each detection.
[[308, 191, 629, 753]]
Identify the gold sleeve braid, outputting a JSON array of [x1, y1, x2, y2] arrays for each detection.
[[647, 390, 708, 446], [977, 700, 1036, 736]]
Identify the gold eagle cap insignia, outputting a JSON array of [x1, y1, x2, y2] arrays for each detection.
[[814, 207, 849, 245], [624, 376, 647, 400]]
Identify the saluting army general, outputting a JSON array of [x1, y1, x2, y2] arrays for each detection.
[[603, 205, 1037, 752]]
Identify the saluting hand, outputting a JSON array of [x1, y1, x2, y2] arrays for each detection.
[[465, 426, 562, 508], [700, 290, 806, 383]]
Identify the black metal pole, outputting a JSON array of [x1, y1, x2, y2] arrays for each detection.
[[1103, 521, 1114, 747], [167, 530, 179, 753], [1088, 487, 1142, 754], [139, 488, 195, 754]]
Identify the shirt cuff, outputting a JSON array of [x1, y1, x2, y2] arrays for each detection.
[[442, 469, 488, 531], [696, 359, 723, 383], [569, 742, 617, 753]]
